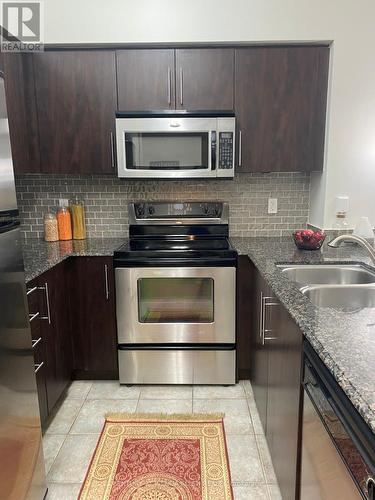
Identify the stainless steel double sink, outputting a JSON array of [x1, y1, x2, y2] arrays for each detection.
[[276, 264, 375, 309]]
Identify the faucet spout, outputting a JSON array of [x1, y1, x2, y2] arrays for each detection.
[[328, 234, 375, 265]]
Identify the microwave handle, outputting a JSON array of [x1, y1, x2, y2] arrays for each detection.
[[211, 131, 217, 170]]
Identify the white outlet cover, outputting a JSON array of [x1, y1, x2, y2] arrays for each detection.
[[268, 198, 278, 214], [59, 198, 69, 207]]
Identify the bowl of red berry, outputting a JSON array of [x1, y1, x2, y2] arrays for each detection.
[[293, 229, 326, 250]]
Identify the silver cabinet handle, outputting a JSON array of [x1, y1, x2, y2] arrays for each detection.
[[167, 66, 172, 106], [110, 131, 115, 169], [38, 283, 51, 325], [179, 67, 183, 106], [261, 295, 279, 345], [27, 286, 38, 296], [104, 264, 109, 300], [34, 362, 44, 373], [32, 337, 42, 348], [29, 311, 39, 322], [238, 130, 242, 167], [259, 291, 264, 341]]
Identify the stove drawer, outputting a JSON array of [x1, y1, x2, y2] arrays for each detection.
[[118, 348, 236, 385]]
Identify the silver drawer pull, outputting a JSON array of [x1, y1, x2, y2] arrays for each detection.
[[27, 286, 38, 296], [34, 362, 44, 373], [38, 283, 51, 325], [29, 311, 40, 322], [32, 337, 42, 348]]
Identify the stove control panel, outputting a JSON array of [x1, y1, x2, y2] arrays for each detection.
[[133, 202, 225, 220]]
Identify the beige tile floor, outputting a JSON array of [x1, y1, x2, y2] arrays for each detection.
[[44, 380, 282, 500]]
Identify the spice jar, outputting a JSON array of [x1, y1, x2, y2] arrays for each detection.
[[70, 198, 86, 240], [57, 207, 72, 241], [44, 213, 59, 242]]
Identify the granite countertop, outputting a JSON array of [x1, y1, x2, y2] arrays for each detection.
[[230, 236, 375, 435], [22, 237, 127, 282], [22, 235, 375, 434]]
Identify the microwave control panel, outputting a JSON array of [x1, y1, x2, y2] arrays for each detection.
[[218, 132, 234, 169]]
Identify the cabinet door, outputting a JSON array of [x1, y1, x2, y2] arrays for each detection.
[[175, 48, 234, 110], [250, 270, 271, 433], [69, 257, 118, 378], [2, 53, 41, 173], [266, 304, 303, 500], [33, 51, 117, 174], [117, 49, 175, 110], [39, 263, 72, 411], [236, 256, 253, 379], [235, 46, 329, 172]]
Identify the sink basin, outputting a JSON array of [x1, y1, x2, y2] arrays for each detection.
[[301, 285, 375, 310], [277, 264, 375, 286]]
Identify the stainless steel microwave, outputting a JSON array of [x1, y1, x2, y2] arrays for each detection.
[[115, 111, 235, 179]]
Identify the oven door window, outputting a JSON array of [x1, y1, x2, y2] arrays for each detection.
[[137, 277, 214, 323], [125, 132, 209, 170]]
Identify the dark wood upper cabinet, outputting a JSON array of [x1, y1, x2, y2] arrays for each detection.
[[33, 50, 117, 174], [68, 257, 118, 378], [235, 46, 329, 172], [117, 49, 175, 110], [175, 48, 234, 110], [2, 53, 41, 173]]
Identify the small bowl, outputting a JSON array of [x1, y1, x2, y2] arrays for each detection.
[[293, 230, 326, 250]]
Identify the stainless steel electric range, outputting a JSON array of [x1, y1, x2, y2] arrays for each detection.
[[114, 201, 237, 385]]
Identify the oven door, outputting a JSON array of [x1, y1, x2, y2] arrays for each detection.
[[115, 266, 235, 344], [116, 117, 217, 179]]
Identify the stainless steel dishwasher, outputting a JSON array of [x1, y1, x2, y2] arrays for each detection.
[[301, 342, 375, 500]]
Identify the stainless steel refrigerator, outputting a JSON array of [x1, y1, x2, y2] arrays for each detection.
[[0, 73, 47, 499]]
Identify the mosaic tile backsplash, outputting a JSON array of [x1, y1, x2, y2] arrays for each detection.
[[15, 172, 310, 239]]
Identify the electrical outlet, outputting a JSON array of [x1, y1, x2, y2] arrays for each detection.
[[59, 198, 69, 207], [268, 198, 278, 214]]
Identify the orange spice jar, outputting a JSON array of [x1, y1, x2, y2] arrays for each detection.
[[57, 207, 72, 241]]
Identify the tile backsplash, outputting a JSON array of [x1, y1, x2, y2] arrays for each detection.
[[15, 172, 310, 239]]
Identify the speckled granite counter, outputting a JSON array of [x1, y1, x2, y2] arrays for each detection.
[[22, 235, 375, 434], [22, 237, 126, 283], [231, 237, 375, 435]]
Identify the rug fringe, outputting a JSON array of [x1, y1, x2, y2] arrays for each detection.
[[105, 412, 225, 421]]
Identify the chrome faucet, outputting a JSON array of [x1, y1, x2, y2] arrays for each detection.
[[328, 234, 375, 265]]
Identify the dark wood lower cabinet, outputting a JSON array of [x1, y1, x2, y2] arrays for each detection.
[[26, 256, 118, 428], [236, 256, 253, 380], [266, 304, 303, 500], [26, 265, 72, 427], [68, 257, 118, 379], [38, 262, 72, 412], [240, 260, 303, 499]]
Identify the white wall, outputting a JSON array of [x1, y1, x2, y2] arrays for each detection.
[[44, 0, 375, 229]]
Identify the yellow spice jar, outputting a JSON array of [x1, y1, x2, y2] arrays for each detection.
[[69, 198, 86, 240]]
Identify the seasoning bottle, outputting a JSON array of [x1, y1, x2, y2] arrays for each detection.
[[44, 213, 59, 242], [57, 206, 72, 241], [70, 198, 86, 240]]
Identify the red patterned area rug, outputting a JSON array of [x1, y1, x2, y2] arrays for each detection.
[[79, 413, 233, 500]]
